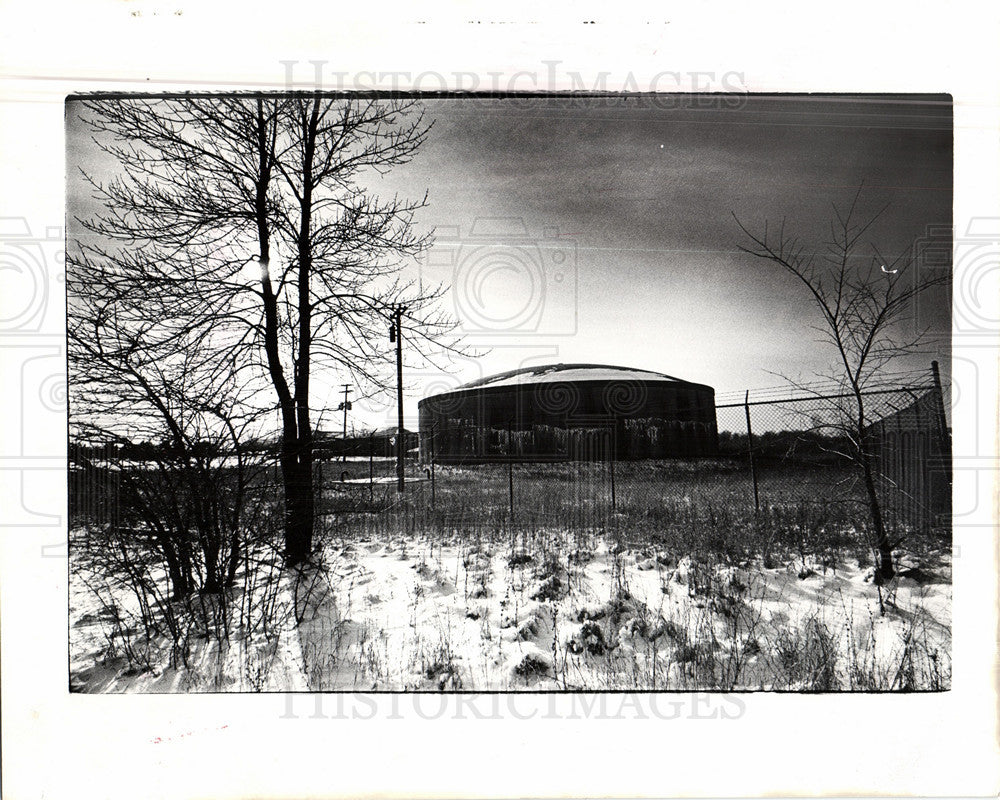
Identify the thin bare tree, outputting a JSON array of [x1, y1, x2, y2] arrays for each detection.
[[734, 188, 949, 583]]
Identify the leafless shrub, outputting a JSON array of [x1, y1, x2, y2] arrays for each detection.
[[772, 616, 839, 691]]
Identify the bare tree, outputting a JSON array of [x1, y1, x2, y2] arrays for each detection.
[[68, 250, 270, 598], [71, 95, 459, 566], [734, 188, 948, 584]]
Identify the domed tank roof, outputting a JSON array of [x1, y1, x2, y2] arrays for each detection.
[[453, 363, 711, 392]]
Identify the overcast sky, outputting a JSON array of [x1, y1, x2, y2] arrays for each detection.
[[354, 94, 951, 428], [67, 94, 952, 433]]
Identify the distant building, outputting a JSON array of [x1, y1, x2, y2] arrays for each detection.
[[370, 426, 418, 458], [315, 426, 417, 459]]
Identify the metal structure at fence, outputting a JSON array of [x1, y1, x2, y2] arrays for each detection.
[[864, 368, 951, 531], [68, 442, 123, 529]]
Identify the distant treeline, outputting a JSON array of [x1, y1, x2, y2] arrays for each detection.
[[717, 429, 853, 463], [70, 429, 850, 464], [69, 431, 418, 461], [70, 439, 232, 460]]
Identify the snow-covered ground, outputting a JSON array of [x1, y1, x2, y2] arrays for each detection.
[[70, 529, 951, 693]]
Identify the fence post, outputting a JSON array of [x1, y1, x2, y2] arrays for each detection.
[[744, 390, 760, 513], [930, 359, 952, 529], [369, 431, 375, 504], [430, 422, 436, 511], [901, 389, 921, 532], [508, 419, 515, 519], [930, 360, 951, 449], [609, 428, 616, 513]]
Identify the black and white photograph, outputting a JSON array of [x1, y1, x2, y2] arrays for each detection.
[[67, 93, 953, 694], [5, 1, 1000, 797]]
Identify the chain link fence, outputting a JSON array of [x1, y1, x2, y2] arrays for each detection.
[[714, 373, 950, 533], [70, 367, 952, 543]]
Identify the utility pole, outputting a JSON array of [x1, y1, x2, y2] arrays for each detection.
[[338, 384, 352, 463], [389, 304, 408, 492]]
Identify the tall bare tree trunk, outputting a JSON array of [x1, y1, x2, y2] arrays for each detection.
[[283, 458, 313, 566], [855, 390, 894, 583], [284, 100, 321, 567], [252, 98, 315, 566], [860, 448, 894, 583]]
